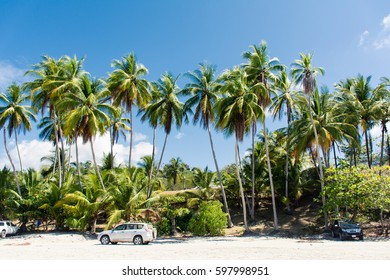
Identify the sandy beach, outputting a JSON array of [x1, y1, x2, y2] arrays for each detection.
[[1, 232, 389, 260]]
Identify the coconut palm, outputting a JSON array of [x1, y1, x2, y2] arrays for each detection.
[[59, 76, 115, 190], [378, 77, 390, 167], [216, 67, 263, 231], [0, 84, 36, 195], [148, 73, 186, 177], [271, 70, 297, 212], [242, 41, 284, 228], [163, 157, 188, 188], [109, 108, 131, 167], [290, 52, 327, 226], [108, 53, 151, 168], [183, 62, 233, 227]]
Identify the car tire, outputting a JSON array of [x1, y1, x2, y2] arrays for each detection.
[[143, 241, 150, 245], [331, 231, 336, 238], [133, 235, 143, 245], [100, 235, 111, 245], [339, 232, 345, 241], [111, 242, 118, 245], [359, 236, 364, 241], [1, 230, 6, 238]]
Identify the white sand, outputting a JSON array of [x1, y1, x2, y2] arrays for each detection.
[[0, 233, 389, 260]]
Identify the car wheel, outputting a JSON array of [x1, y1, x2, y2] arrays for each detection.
[[1, 230, 6, 238], [331, 231, 336, 238], [133, 235, 143, 245], [359, 236, 364, 241], [100, 235, 111, 245], [339, 232, 345, 241]]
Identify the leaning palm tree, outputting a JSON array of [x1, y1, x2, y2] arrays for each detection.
[[271, 70, 297, 212], [183, 62, 233, 227], [148, 73, 186, 177], [0, 84, 36, 195], [59, 76, 115, 190], [290, 52, 327, 227], [215, 67, 263, 232], [242, 41, 284, 228], [108, 53, 151, 168], [377, 77, 390, 167], [109, 108, 131, 167]]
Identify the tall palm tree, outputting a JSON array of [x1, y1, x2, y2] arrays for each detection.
[[108, 53, 151, 168], [148, 73, 186, 177], [0, 84, 36, 195], [378, 77, 390, 167], [59, 76, 115, 190], [271, 70, 297, 212], [183, 62, 233, 227], [290, 52, 328, 227], [25, 55, 64, 187], [216, 67, 263, 231], [242, 41, 283, 228]]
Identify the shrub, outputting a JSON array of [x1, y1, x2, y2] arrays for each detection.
[[188, 201, 227, 236]]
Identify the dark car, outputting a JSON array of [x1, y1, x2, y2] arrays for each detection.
[[330, 220, 363, 241]]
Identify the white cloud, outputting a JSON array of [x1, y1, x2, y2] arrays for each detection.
[[0, 133, 154, 170], [175, 132, 184, 140], [133, 132, 148, 142], [0, 61, 26, 90], [382, 14, 390, 30], [359, 30, 369, 46]]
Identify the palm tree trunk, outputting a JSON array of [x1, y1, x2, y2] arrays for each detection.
[[156, 133, 168, 178], [285, 118, 291, 213], [308, 95, 328, 227], [4, 129, 21, 195], [128, 108, 133, 169], [235, 138, 248, 232], [332, 141, 338, 168], [59, 124, 66, 183], [14, 128, 23, 171], [250, 121, 256, 220], [53, 111, 62, 188], [364, 130, 371, 168], [207, 123, 233, 228], [90, 140, 105, 190], [379, 121, 385, 167], [263, 121, 278, 230], [147, 127, 156, 198], [75, 137, 82, 186], [387, 132, 390, 166]]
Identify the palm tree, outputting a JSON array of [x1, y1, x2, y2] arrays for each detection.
[[271, 70, 297, 212], [108, 53, 151, 168], [378, 77, 390, 167], [109, 108, 131, 167], [59, 76, 115, 190], [163, 157, 187, 188], [0, 84, 36, 195], [183, 62, 233, 227], [242, 41, 283, 228], [290, 52, 327, 227], [216, 67, 263, 231], [148, 73, 186, 177]]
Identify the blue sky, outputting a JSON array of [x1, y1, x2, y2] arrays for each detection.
[[1, 0, 390, 170]]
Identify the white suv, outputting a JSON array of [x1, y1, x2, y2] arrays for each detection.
[[97, 222, 157, 245], [0, 221, 19, 238]]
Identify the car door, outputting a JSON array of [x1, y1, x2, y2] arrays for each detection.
[[110, 224, 127, 242], [126, 224, 136, 241]]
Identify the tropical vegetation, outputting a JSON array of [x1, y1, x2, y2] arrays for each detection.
[[1, 41, 389, 236]]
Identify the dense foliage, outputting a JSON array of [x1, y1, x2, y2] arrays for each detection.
[[1, 41, 390, 234]]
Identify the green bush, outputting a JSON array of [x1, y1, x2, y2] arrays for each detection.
[[188, 201, 227, 236], [155, 217, 171, 236]]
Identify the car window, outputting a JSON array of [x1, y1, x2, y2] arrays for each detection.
[[127, 224, 135, 230], [0, 222, 4, 226], [114, 224, 126, 231], [136, 224, 144, 229]]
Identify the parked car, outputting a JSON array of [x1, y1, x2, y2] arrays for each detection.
[[330, 220, 363, 241], [0, 220, 19, 238], [97, 222, 157, 245]]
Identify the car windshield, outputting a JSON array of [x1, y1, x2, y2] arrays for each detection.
[[339, 222, 359, 228]]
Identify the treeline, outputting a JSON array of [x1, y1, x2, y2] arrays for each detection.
[[0, 41, 389, 234]]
